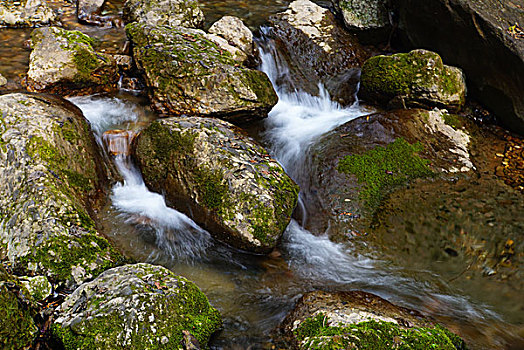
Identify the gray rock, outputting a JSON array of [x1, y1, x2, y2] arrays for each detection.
[[332, 0, 389, 30], [394, 0, 524, 134], [0, 93, 124, 286], [126, 23, 278, 122], [0, 0, 57, 27], [123, 0, 204, 28], [52, 263, 221, 349], [280, 290, 465, 349], [0, 73, 6, 87], [359, 49, 466, 111], [209, 16, 254, 59], [26, 27, 118, 94], [19, 275, 52, 301], [269, 0, 370, 106], [135, 117, 299, 253]]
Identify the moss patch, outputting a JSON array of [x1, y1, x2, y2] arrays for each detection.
[[294, 313, 466, 349], [337, 138, 433, 210], [0, 267, 37, 350]]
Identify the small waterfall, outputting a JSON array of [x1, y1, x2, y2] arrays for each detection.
[[71, 96, 211, 260]]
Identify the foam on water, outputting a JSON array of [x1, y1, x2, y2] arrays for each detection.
[[70, 96, 211, 259]]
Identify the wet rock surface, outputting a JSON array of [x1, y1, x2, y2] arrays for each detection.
[[269, 0, 370, 105], [279, 290, 465, 349], [0, 93, 123, 286], [126, 22, 278, 122], [393, 0, 524, 134], [0, 0, 57, 28], [26, 26, 119, 95], [123, 0, 204, 28], [360, 49, 466, 111], [135, 116, 299, 253], [53, 263, 221, 349]]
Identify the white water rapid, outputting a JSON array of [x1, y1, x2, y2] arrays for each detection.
[[70, 96, 211, 260]]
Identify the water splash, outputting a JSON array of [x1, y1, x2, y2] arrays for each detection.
[[70, 95, 211, 260]]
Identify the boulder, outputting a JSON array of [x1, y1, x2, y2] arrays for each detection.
[[52, 263, 221, 349], [0, 93, 124, 286], [269, 0, 370, 105], [26, 26, 118, 95], [135, 117, 299, 253], [123, 0, 204, 28], [0, 0, 57, 27], [331, 0, 391, 43], [0, 265, 38, 350], [208, 16, 255, 64], [303, 108, 523, 316], [359, 49, 466, 111], [279, 290, 465, 349], [126, 23, 278, 123], [304, 109, 475, 235], [393, 0, 524, 134]]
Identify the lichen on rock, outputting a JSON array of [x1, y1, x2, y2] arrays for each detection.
[[26, 26, 118, 94], [0, 0, 57, 27], [0, 93, 123, 286], [123, 0, 204, 28], [126, 22, 278, 123], [135, 117, 299, 253], [359, 49, 466, 111], [52, 263, 221, 350]]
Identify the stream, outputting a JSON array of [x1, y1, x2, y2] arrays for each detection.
[[0, 0, 521, 348], [66, 33, 520, 349]]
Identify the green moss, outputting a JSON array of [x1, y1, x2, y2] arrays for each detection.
[[21, 232, 123, 283], [52, 274, 221, 349], [72, 46, 102, 82], [57, 29, 96, 48], [0, 268, 37, 350], [194, 166, 229, 210], [337, 138, 433, 211], [441, 113, 464, 130], [294, 313, 466, 350], [236, 69, 278, 106]]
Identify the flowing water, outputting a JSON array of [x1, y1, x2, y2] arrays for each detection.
[[64, 33, 524, 349], [1, 0, 521, 347]]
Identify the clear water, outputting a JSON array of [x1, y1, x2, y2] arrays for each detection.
[[65, 36, 524, 349]]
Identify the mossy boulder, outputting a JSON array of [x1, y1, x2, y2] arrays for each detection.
[[135, 117, 299, 253], [26, 26, 119, 95], [0, 93, 124, 286], [303, 108, 475, 237], [126, 23, 278, 123], [331, 0, 391, 43], [303, 108, 523, 319], [269, 0, 370, 105], [0, 265, 38, 350], [0, 0, 57, 27], [394, 0, 524, 134], [360, 50, 466, 111], [52, 263, 221, 349], [19, 275, 53, 301], [279, 290, 466, 349], [123, 0, 204, 28]]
